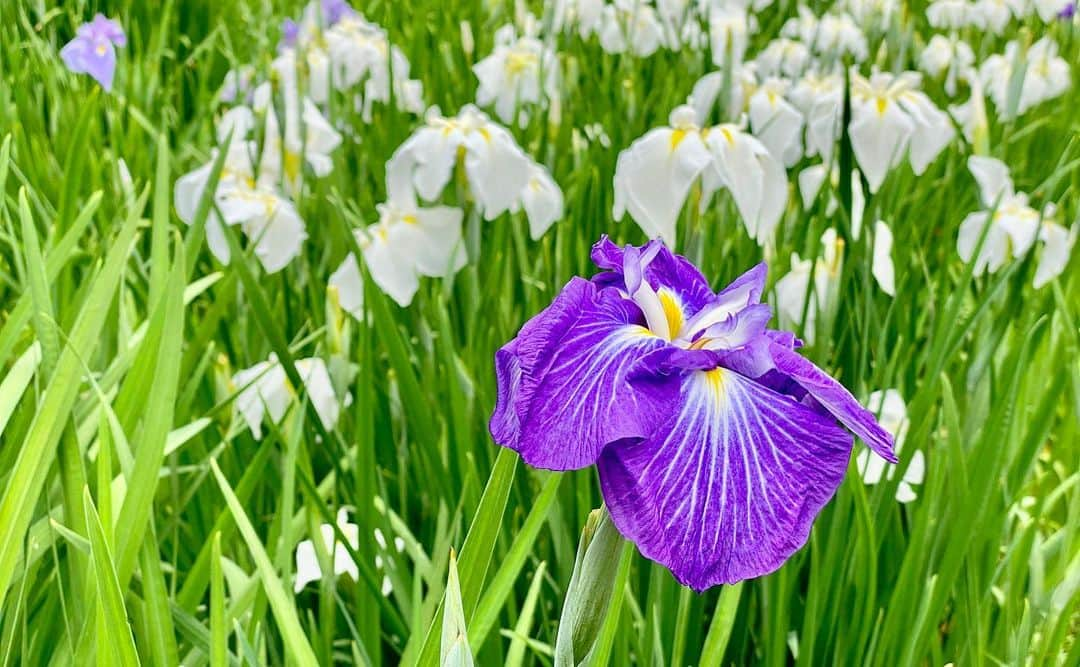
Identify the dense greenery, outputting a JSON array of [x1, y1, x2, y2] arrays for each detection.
[[0, 1, 1076, 665]]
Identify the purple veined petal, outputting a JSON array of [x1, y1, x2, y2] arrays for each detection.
[[696, 303, 772, 350], [680, 263, 768, 339], [598, 367, 853, 591], [768, 342, 897, 462], [490, 277, 671, 470], [589, 237, 716, 317], [715, 261, 767, 305]]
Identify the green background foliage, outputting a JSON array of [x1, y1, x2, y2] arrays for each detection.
[[0, 0, 1077, 664]]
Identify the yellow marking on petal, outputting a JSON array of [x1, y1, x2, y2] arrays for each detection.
[[875, 97, 888, 115], [402, 214, 418, 225], [720, 127, 735, 145], [670, 129, 688, 152], [658, 290, 684, 339], [95, 43, 108, 56], [506, 51, 538, 75], [628, 325, 655, 338], [703, 368, 727, 402], [478, 127, 492, 143], [284, 151, 302, 184], [767, 90, 777, 106]]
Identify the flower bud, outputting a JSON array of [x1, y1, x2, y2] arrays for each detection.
[[554, 508, 626, 666], [441, 550, 475, 667]]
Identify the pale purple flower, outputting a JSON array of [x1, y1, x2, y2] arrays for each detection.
[[490, 237, 896, 591], [281, 19, 301, 50], [60, 14, 126, 91], [1060, 2, 1076, 19], [322, 0, 356, 25]]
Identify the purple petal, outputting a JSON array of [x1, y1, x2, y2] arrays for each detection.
[[590, 236, 716, 316], [281, 19, 300, 49], [697, 303, 772, 349], [716, 262, 767, 305], [598, 368, 853, 590], [61, 36, 117, 91], [322, 0, 356, 25], [768, 343, 897, 462], [489, 277, 670, 470], [84, 14, 126, 46]]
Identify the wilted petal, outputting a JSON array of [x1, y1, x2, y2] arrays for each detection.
[[598, 368, 853, 590]]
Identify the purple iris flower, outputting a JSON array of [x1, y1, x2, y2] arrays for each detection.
[[491, 237, 897, 591], [321, 0, 356, 25], [59, 14, 126, 92], [280, 18, 301, 51], [1060, 2, 1076, 19]]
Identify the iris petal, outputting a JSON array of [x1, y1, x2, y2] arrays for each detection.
[[598, 368, 852, 590], [590, 236, 715, 316], [768, 343, 897, 462], [490, 277, 669, 470]]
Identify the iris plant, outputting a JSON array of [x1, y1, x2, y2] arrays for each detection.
[[491, 237, 895, 590]]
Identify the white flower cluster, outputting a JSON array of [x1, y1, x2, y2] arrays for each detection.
[[278, 0, 425, 118], [329, 105, 564, 310], [473, 12, 560, 126]]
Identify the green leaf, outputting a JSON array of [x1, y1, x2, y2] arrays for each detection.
[[83, 487, 141, 667], [209, 459, 319, 666], [0, 191, 143, 609]]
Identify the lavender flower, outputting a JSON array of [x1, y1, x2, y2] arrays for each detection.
[[59, 14, 125, 91], [322, 0, 356, 26], [281, 19, 301, 51], [490, 237, 896, 591], [1060, 2, 1076, 19]]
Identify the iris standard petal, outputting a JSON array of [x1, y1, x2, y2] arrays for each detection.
[[768, 344, 897, 462], [598, 367, 853, 590], [590, 236, 715, 316], [489, 277, 670, 470]]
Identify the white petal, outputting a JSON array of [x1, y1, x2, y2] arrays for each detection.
[[463, 124, 532, 219], [856, 449, 889, 485], [1034, 222, 1076, 288], [294, 539, 322, 592], [363, 226, 420, 307], [613, 127, 711, 246], [903, 450, 926, 486], [411, 207, 468, 277], [295, 358, 342, 432], [967, 156, 1013, 207], [895, 481, 918, 503], [798, 165, 828, 209], [849, 99, 915, 193], [872, 220, 896, 297], [244, 197, 308, 273], [521, 166, 564, 239]]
